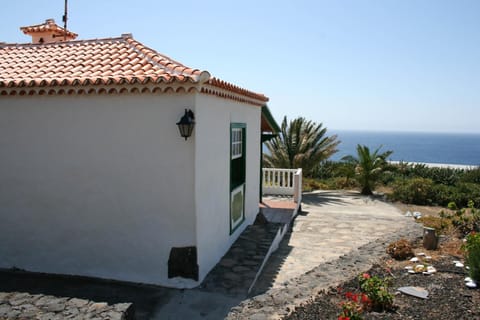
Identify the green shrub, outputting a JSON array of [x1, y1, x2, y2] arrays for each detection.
[[358, 273, 393, 311], [463, 231, 480, 282], [390, 177, 480, 208], [430, 167, 463, 186], [388, 163, 466, 185], [437, 201, 479, 237], [461, 167, 480, 184], [391, 177, 434, 205], [331, 176, 359, 189], [311, 161, 337, 180], [302, 178, 331, 192], [455, 183, 480, 208], [416, 215, 452, 234], [430, 184, 457, 206]]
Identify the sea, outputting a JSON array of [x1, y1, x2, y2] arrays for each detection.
[[330, 130, 480, 167]]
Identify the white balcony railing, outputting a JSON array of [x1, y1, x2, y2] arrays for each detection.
[[262, 168, 302, 203]]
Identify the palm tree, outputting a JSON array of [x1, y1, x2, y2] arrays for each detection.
[[263, 116, 340, 177], [342, 145, 393, 195]]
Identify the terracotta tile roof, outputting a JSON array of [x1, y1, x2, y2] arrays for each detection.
[[0, 34, 268, 105]]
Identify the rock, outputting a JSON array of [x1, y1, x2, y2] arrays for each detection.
[[224, 272, 242, 282], [68, 298, 89, 308], [44, 300, 66, 312], [398, 286, 429, 299], [0, 292, 12, 302], [64, 306, 80, 316], [87, 302, 109, 314], [34, 295, 53, 307], [0, 292, 132, 320], [0, 304, 12, 316], [102, 310, 124, 320], [7, 310, 22, 318], [113, 302, 132, 313], [38, 312, 58, 320], [219, 258, 237, 268], [232, 266, 251, 273]]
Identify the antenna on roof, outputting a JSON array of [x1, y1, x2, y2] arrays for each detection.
[[62, 0, 68, 41]]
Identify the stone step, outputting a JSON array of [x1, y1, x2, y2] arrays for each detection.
[[199, 222, 284, 297]]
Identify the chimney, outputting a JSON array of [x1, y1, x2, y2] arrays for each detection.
[[20, 19, 78, 44]]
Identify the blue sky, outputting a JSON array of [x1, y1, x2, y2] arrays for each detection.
[[1, 0, 479, 133]]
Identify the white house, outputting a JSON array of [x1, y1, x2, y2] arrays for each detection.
[[0, 19, 279, 288]]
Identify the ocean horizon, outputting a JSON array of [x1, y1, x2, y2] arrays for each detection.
[[330, 130, 480, 166]]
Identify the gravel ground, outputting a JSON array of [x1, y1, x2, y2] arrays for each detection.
[[285, 255, 480, 320]]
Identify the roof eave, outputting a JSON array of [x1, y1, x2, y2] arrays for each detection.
[[261, 105, 280, 134]]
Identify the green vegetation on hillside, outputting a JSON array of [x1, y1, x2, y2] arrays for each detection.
[[304, 159, 480, 208]]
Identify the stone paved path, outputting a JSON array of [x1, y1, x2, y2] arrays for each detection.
[[229, 190, 422, 319], [252, 190, 416, 294]]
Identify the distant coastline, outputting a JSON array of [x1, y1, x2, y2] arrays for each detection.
[[331, 130, 480, 166], [388, 161, 478, 170]]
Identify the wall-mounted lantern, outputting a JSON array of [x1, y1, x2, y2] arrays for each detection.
[[176, 109, 195, 140]]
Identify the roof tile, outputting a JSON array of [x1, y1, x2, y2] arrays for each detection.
[[0, 34, 268, 103]]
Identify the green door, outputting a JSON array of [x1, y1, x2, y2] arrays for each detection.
[[230, 123, 246, 233]]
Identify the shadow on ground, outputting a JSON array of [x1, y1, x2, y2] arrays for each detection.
[[301, 190, 354, 206], [248, 228, 294, 297]]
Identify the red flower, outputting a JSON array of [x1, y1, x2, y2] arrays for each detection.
[[338, 317, 350, 320], [361, 293, 371, 304], [362, 273, 371, 279], [352, 294, 359, 303], [345, 291, 353, 300]]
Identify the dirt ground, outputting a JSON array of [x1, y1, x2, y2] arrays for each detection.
[[393, 202, 446, 217], [285, 234, 480, 320]]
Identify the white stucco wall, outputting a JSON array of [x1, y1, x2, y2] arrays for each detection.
[[194, 94, 261, 281], [0, 93, 198, 287]]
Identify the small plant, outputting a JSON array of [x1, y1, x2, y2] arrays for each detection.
[[446, 201, 480, 237], [358, 273, 393, 311], [386, 239, 413, 260], [463, 231, 480, 282], [338, 291, 370, 320], [417, 215, 451, 234]]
